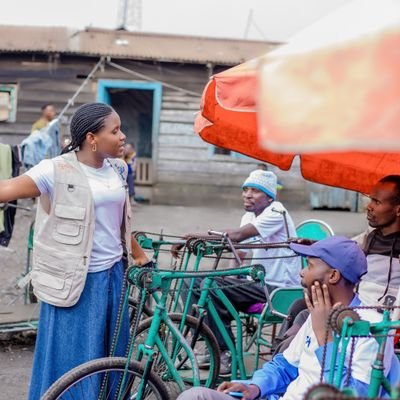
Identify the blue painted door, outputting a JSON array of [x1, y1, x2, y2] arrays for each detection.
[[97, 80, 162, 160]]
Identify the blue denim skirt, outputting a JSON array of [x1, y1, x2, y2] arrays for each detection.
[[28, 260, 130, 400]]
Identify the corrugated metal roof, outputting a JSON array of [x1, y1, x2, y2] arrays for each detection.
[[0, 25, 281, 65], [0, 26, 72, 52]]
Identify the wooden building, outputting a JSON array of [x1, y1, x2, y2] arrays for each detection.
[[1, 25, 356, 209]]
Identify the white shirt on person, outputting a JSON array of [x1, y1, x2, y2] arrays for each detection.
[[240, 201, 301, 287], [25, 158, 125, 273], [281, 305, 394, 400]]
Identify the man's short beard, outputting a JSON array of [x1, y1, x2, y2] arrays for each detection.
[[369, 217, 398, 229]]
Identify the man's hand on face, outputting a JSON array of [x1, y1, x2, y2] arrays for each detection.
[[217, 381, 260, 400], [304, 281, 341, 346]]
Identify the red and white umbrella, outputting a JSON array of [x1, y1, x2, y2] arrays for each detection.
[[195, 0, 400, 194]]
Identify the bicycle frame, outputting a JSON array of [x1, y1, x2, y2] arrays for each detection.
[[134, 295, 201, 391], [170, 240, 227, 314], [133, 234, 294, 380], [135, 232, 228, 314], [196, 278, 250, 379], [135, 234, 186, 265], [176, 240, 293, 379], [328, 309, 400, 398], [126, 264, 266, 391]]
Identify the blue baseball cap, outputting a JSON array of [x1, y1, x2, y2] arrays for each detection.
[[290, 236, 367, 284]]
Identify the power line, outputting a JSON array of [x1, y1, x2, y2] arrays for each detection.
[[106, 59, 202, 97]]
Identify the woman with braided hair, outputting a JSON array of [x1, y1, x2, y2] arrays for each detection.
[[0, 102, 148, 399]]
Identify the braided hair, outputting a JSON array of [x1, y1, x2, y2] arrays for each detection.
[[61, 102, 114, 155]]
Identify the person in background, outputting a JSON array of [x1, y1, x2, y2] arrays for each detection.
[[123, 143, 137, 205], [355, 175, 400, 306], [31, 104, 56, 132]]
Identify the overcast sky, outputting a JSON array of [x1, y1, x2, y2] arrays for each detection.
[[1, 0, 349, 41]]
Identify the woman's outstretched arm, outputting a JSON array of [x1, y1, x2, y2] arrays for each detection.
[[0, 175, 41, 203]]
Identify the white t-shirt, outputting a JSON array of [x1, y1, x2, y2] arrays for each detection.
[[240, 201, 301, 287], [25, 158, 126, 273], [282, 306, 394, 400]]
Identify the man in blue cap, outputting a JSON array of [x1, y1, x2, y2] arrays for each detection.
[[177, 236, 397, 400]]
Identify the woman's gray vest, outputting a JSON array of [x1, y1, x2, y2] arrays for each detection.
[[31, 151, 132, 307]]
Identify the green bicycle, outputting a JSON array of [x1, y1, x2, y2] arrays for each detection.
[[42, 263, 266, 400]]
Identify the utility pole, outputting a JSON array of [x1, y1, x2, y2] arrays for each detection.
[[117, 0, 142, 31]]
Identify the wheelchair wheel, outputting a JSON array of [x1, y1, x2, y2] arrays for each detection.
[[134, 313, 220, 388], [41, 357, 172, 400]]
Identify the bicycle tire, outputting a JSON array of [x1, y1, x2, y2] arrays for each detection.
[[129, 296, 153, 322], [134, 313, 220, 388], [41, 357, 172, 400]]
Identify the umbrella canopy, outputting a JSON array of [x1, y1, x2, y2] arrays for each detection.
[[195, 0, 400, 194]]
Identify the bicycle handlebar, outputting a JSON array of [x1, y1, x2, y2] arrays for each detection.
[[207, 230, 242, 265]]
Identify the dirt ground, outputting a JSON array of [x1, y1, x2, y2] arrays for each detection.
[[0, 200, 367, 399]]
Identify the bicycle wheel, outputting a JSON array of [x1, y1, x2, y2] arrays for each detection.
[[134, 313, 220, 388], [42, 357, 172, 400], [129, 296, 153, 323]]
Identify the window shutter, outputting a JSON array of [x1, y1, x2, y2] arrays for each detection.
[[0, 92, 10, 122]]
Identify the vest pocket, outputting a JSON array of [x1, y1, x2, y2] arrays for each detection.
[[36, 271, 65, 290], [54, 223, 83, 245], [53, 205, 85, 245], [54, 204, 86, 220], [31, 250, 80, 303]]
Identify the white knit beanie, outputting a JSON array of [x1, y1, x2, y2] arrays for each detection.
[[242, 170, 277, 200]]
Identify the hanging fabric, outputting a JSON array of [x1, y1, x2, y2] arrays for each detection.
[[0, 143, 12, 240], [20, 118, 60, 169], [0, 144, 21, 247]]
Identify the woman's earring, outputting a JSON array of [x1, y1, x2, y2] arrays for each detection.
[[92, 143, 97, 152]]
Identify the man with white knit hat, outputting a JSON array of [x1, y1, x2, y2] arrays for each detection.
[[172, 169, 301, 375], [235, 169, 300, 285], [236, 169, 300, 288]]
